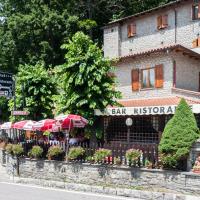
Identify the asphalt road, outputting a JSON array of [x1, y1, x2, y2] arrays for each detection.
[[0, 182, 141, 200]]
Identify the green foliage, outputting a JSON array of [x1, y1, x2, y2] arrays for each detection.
[[47, 146, 63, 160], [85, 156, 95, 163], [67, 147, 85, 160], [94, 148, 111, 162], [12, 144, 24, 157], [159, 99, 200, 169], [5, 143, 13, 154], [125, 149, 141, 162], [55, 32, 121, 124], [28, 145, 43, 159], [8, 62, 57, 121], [0, 96, 9, 121]]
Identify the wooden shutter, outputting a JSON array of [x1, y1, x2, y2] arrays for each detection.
[[198, 3, 200, 18], [157, 16, 162, 29], [162, 15, 168, 28], [198, 37, 200, 47], [127, 24, 132, 38], [132, 69, 139, 91], [155, 64, 163, 88], [127, 23, 136, 37], [192, 39, 198, 48]]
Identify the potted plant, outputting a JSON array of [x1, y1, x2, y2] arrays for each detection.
[[12, 144, 24, 157], [85, 156, 95, 164], [47, 146, 64, 161], [94, 148, 111, 164], [67, 146, 85, 161], [114, 157, 122, 166], [125, 149, 141, 167], [28, 145, 43, 159]]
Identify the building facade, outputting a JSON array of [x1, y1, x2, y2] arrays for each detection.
[[98, 0, 200, 145]]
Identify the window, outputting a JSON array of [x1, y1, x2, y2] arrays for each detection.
[[131, 64, 163, 91], [127, 23, 136, 38], [157, 15, 168, 30], [192, 3, 200, 20], [192, 37, 200, 48], [142, 68, 155, 88]]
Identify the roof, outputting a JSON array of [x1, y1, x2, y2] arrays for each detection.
[[118, 96, 200, 107], [119, 44, 200, 60], [105, 0, 189, 27]]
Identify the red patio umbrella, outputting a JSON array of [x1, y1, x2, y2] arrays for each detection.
[[13, 120, 36, 131], [0, 122, 13, 130], [55, 114, 88, 129], [33, 119, 60, 132]]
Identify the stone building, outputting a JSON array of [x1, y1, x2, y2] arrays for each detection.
[[96, 0, 200, 145]]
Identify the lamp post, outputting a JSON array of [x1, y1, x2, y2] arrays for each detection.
[[125, 118, 133, 144]]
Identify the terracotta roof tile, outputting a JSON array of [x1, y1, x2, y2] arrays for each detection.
[[117, 96, 200, 107], [119, 44, 200, 60]]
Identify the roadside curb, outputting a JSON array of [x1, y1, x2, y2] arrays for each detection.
[[11, 176, 200, 200]]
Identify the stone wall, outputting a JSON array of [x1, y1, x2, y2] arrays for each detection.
[[1, 151, 200, 195], [115, 52, 173, 100]]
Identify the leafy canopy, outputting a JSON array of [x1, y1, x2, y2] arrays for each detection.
[[159, 98, 200, 168], [8, 62, 57, 121], [55, 32, 121, 124]]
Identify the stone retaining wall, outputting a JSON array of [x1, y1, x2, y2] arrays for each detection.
[[1, 149, 200, 195]]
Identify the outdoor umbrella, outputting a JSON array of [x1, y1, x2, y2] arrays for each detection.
[[33, 119, 59, 132], [0, 122, 13, 130], [55, 114, 88, 129], [13, 120, 36, 131]]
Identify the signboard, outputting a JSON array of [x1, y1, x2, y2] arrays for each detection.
[[0, 72, 14, 98], [95, 104, 200, 116], [11, 111, 30, 116]]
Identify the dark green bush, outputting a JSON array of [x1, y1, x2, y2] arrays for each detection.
[[94, 148, 111, 163], [28, 145, 43, 159], [159, 98, 200, 169], [12, 144, 24, 157], [67, 147, 85, 161], [47, 146, 64, 160]]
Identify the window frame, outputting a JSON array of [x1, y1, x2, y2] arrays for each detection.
[[141, 67, 156, 89], [192, 3, 200, 20]]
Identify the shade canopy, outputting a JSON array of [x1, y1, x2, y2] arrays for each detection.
[[55, 114, 88, 129], [13, 120, 35, 131], [0, 122, 13, 130], [33, 119, 60, 132]]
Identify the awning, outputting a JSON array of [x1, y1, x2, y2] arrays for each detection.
[[95, 97, 200, 116]]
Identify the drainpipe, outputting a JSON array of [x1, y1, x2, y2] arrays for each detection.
[[174, 8, 177, 43], [173, 60, 177, 88]]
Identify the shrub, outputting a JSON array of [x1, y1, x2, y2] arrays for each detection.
[[114, 157, 122, 165], [12, 144, 24, 157], [94, 148, 111, 163], [28, 145, 43, 159], [125, 149, 141, 165], [47, 146, 64, 160], [159, 98, 200, 169], [85, 156, 95, 163], [67, 147, 85, 161], [5, 143, 13, 154]]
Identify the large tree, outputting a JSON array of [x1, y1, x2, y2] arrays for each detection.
[[0, 0, 96, 72], [55, 32, 121, 124], [8, 62, 57, 121]]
